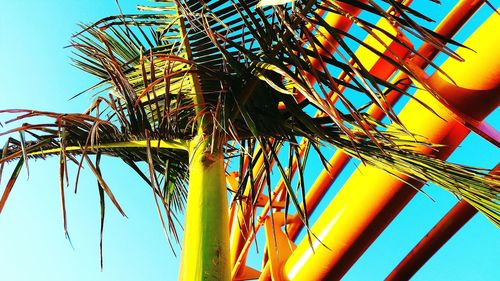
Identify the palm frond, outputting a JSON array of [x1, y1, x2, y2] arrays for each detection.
[[0, 109, 190, 242]]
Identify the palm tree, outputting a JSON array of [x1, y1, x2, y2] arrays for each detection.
[[1, 0, 498, 280]]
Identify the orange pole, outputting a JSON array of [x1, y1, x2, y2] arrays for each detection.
[[260, 1, 489, 279], [283, 9, 500, 281], [286, 0, 485, 241], [296, 1, 367, 103], [386, 164, 499, 281], [238, 0, 486, 277], [229, 2, 368, 274], [257, 1, 415, 278], [229, 141, 282, 275], [229, 146, 267, 268], [258, 0, 482, 277]]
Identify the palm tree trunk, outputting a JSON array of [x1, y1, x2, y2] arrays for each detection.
[[179, 136, 230, 281]]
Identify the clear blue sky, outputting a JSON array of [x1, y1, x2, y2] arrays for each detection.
[[0, 1, 498, 281]]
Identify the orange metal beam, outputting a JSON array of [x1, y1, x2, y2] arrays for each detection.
[[257, 1, 489, 279], [256, 1, 415, 278], [233, 1, 491, 279], [234, 6, 413, 278], [297, 1, 368, 103], [386, 164, 499, 281], [285, 0, 486, 241], [263, 213, 296, 281], [283, 8, 500, 281], [229, 144, 268, 268], [229, 3, 368, 276], [285, 15, 414, 241]]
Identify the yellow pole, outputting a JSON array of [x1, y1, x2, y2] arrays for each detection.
[[283, 9, 500, 281]]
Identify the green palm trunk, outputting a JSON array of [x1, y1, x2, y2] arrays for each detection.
[[179, 136, 230, 281]]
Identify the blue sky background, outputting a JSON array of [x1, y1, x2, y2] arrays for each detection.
[[0, 1, 498, 280]]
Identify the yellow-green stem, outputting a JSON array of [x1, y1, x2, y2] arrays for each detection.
[[179, 136, 230, 281]]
